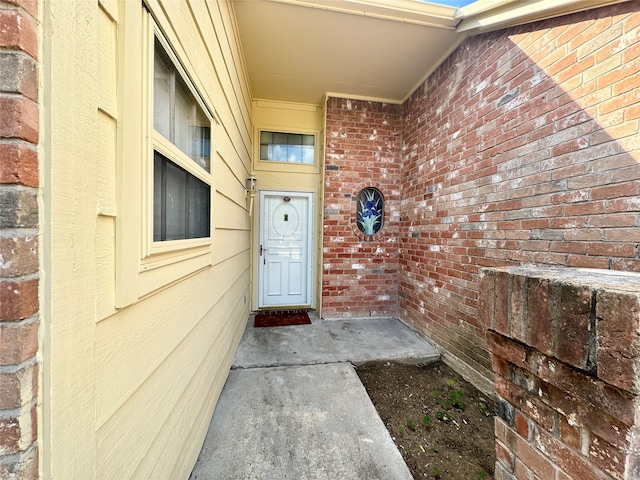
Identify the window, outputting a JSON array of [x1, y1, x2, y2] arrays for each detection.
[[259, 130, 315, 164], [115, 9, 217, 305], [356, 187, 384, 236], [152, 35, 212, 243], [153, 152, 210, 241]]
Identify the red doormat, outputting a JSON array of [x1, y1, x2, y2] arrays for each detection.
[[254, 311, 311, 328]]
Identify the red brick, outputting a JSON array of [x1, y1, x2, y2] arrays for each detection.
[[0, 96, 38, 143], [538, 380, 632, 452], [496, 375, 555, 432], [564, 202, 606, 216], [595, 290, 640, 393], [0, 235, 38, 277], [0, 144, 38, 186], [504, 425, 555, 480], [536, 353, 636, 426], [0, 362, 37, 409], [0, 415, 22, 455], [0, 9, 37, 59], [496, 440, 515, 473], [495, 270, 510, 335], [487, 331, 534, 373], [549, 241, 587, 255], [514, 458, 530, 480], [0, 278, 38, 320], [627, 103, 640, 120], [556, 470, 573, 480], [494, 461, 516, 480], [610, 259, 640, 272], [492, 355, 511, 379], [591, 181, 640, 200], [509, 273, 527, 342], [477, 269, 496, 329], [559, 415, 582, 451], [0, 404, 34, 455], [514, 411, 530, 440], [5, 0, 36, 15], [598, 89, 640, 115], [587, 243, 635, 257], [547, 50, 578, 77], [534, 428, 612, 480], [0, 320, 38, 365], [589, 435, 625, 479], [0, 444, 38, 480], [526, 277, 554, 356], [553, 282, 593, 370], [0, 51, 38, 101], [567, 256, 610, 269]]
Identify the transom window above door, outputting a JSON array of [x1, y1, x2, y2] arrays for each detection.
[[259, 131, 315, 164]]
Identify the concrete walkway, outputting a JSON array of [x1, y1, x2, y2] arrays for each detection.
[[190, 314, 439, 480]]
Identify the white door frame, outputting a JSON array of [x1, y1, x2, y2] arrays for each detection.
[[258, 190, 314, 308]]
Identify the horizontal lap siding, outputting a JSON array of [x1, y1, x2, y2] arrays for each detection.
[[94, 1, 252, 478], [400, 3, 640, 390], [46, 0, 252, 478]]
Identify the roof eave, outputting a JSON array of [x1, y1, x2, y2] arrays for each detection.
[[456, 0, 630, 34], [271, 0, 459, 28]]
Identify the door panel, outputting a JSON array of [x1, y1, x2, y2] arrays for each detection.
[[259, 191, 312, 307]]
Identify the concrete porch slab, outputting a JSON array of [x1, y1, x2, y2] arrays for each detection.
[[189, 363, 413, 480], [232, 315, 440, 369], [190, 316, 440, 479]]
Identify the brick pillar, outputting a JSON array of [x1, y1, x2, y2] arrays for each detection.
[[480, 267, 640, 480], [0, 0, 40, 478]]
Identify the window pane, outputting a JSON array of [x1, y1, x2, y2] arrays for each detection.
[[259, 130, 315, 164], [154, 37, 211, 172], [301, 145, 314, 163], [270, 144, 288, 162], [187, 176, 210, 238], [154, 151, 210, 242], [288, 145, 302, 163], [153, 40, 172, 141], [164, 161, 187, 240], [191, 125, 211, 170], [174, 80, 193, 157], [153, 155, 163, 241], [260, 131, 272, 144], [274, 132, 288, 145]]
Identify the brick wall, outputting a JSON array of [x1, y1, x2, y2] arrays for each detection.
[[323, 98, 402, 318], [0, 0, 40, 478], [481, 266, 640, 480], [399, 3, 640, 389]]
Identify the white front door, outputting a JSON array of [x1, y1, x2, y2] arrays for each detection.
[[258, 191, 313, 307]]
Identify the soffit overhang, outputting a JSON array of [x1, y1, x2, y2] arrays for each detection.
[[232, 0, 631, 105]]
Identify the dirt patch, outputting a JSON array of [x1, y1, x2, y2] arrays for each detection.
[[356, 362, 495, 480]]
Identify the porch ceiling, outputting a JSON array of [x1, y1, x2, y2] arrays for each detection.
[[232, 0, 629, 105]]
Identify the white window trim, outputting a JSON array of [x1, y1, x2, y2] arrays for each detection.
[[141, 17, 214, 263], [116, 6, 221, 306]]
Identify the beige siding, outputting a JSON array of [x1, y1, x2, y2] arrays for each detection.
[[41, 0, 252, 478]]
